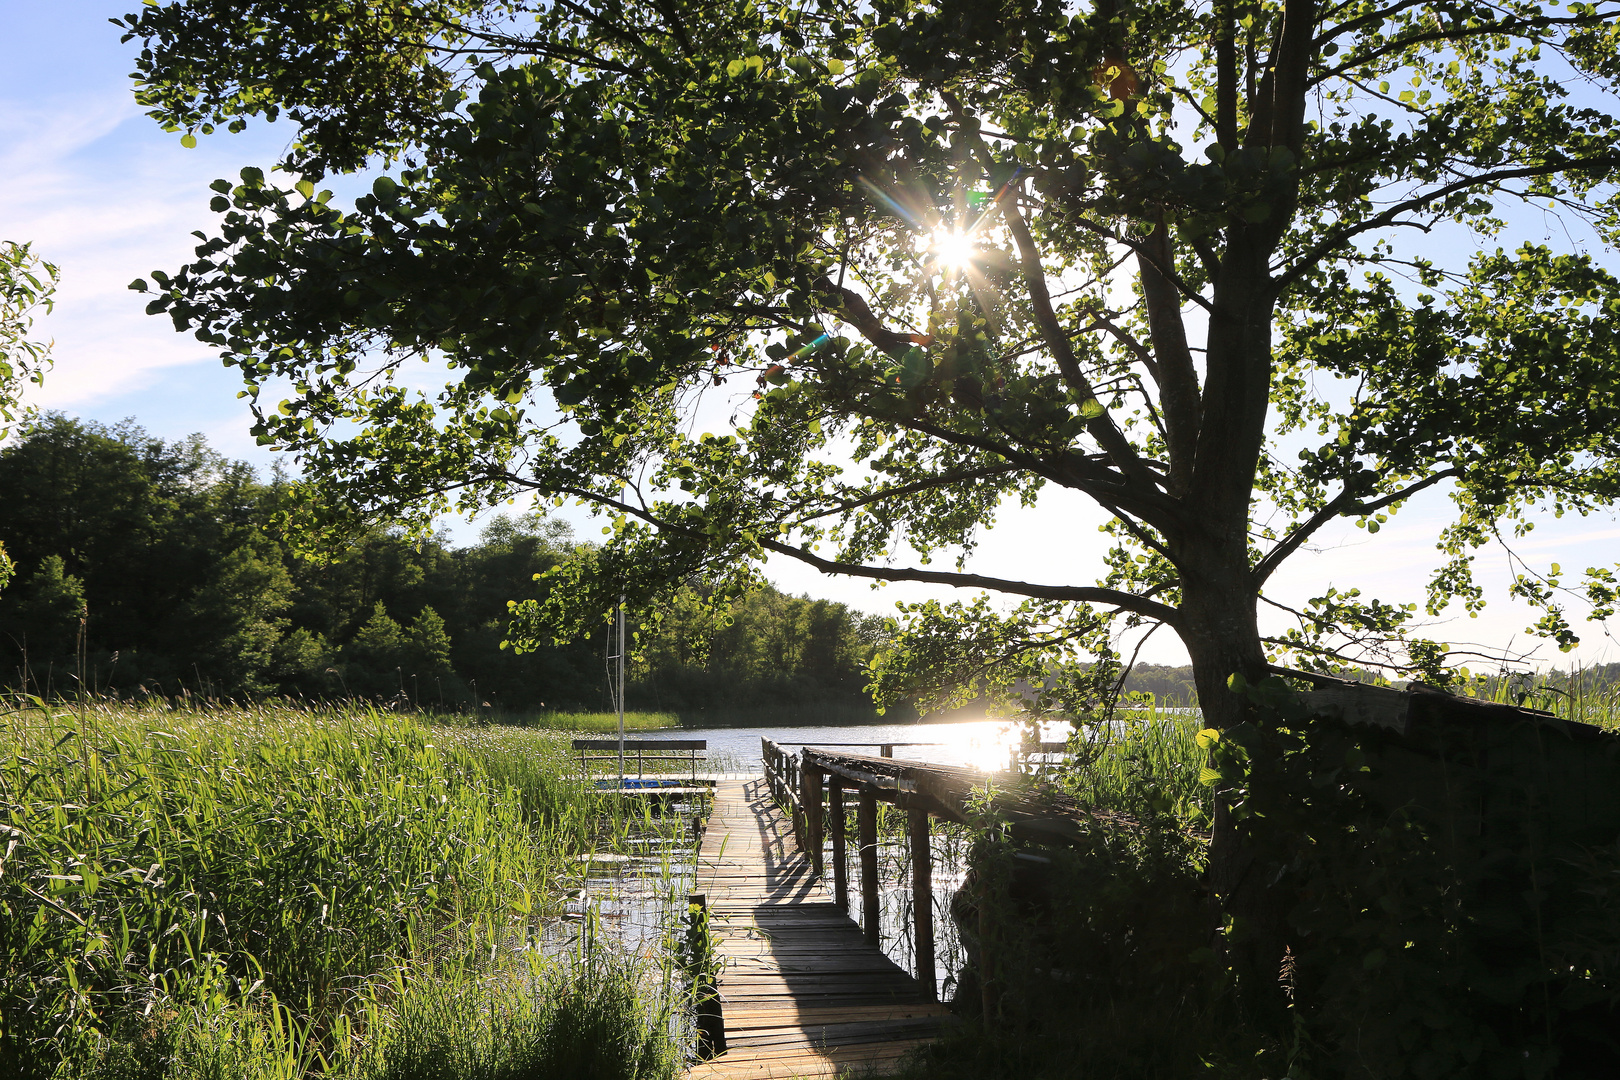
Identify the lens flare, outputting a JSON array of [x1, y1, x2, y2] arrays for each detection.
[[930, 228, 976, 272]]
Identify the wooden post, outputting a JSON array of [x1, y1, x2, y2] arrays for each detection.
[[880, 743, 894, 758], [909, 807, 936, 1001], [858, 787, 879, 946], [689, 893, 726, 1058], [790, 754, 805, 850], [829, 780, 848, 911], [803, 762, 823, 878]]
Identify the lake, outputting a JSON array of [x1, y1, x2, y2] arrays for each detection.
[[676, 716, 1077, 774], [666, 710, 1199, 774]]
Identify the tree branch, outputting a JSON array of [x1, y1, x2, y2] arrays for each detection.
[[1314, 0, 1430, 49], [813, 277, 923, 355], [789, 463, 1023, 524], [1135, 223, 1203, 494], [1216, 0, 1239, 148], [532, 477, 1184, 624], [757, 536, 1184, 625], [1249, 0, 1317, 155], [998, 188, 1161, 485], [1275, 155, 1620, 293], [1251, 468, 1459, 587], [1315, 7, 1620, 81], [871, 406, 1185, 530]]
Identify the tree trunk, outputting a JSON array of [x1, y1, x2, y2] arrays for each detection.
[[1178, 560, 1290, 1025]]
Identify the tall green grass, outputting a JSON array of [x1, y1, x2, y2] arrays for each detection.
[[358, 952, 682, 1080], [1462, 666, 1620, 731], [455, 710, 679, 734], [0, 699, 688, 1080], [1068, 709, 1210, 823]]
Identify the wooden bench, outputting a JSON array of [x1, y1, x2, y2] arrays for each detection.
[[571, 738, 708, 782]]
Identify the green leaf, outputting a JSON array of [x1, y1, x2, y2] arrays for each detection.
[[179, 133, 197, 148]]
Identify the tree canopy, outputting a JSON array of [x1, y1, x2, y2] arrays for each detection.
[[0, 415, 885, 712], [0, 239, 56, 440], [0, 238, 58, 598], [122, 0, 1620, 727]]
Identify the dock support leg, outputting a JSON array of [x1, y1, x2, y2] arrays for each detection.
[[789, 756, 804, 850], [804, 764, 823, 878], [830, 781, 847, 911], [859, 787, 879, 946], [688, 893, 726, 1058], [909, 808, 936, 1001]]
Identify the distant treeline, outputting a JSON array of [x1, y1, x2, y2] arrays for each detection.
[[1117, 663, 1201, 707], [1116, 662, 1620, 710], [0, 416, 889, 719]]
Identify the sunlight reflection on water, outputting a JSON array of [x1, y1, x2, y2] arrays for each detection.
[[682, 716, 1076, 774]]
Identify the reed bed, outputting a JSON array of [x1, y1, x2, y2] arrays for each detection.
[[0, 698, 689, 1080], [454, 710, 680, 734], [1068, 708, 1210, 822], [1462, 668, 1620, 731]]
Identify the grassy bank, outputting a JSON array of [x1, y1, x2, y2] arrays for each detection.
[[460, 709, 680, 733], [0, 699, 689, 1080]]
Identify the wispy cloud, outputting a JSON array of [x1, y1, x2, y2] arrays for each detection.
[[0, 69, 293, 410]]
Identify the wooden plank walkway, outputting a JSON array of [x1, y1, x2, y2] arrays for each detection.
[[686, 778, 950, 1079]]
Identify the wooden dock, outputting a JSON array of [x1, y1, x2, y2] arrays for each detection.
[[686, 778, 950, 1079]]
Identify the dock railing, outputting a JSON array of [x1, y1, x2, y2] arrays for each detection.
[[572, 738, 707, 782], [761, 736, 1129, 1002]]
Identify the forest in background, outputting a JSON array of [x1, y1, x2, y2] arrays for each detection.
[[7, 415, 1616, 721], [0, 415, 891, 719]]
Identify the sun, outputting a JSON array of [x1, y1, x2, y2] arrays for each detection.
[[928, 228, 976, 273]]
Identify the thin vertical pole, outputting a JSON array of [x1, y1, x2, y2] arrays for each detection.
[[830, 781, 848, 911], [858, 787, 879, 946], [616, 594, 626, 786], [909, 807, 936, 1001], [803, 764, 823, 877]]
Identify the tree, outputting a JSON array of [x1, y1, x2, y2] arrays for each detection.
[[0, 422, 614, 705], [344, 600, 409, 698], [179, 538, 295, 695], [0, 555, 86, 691], [635, 582, 885, 714], [0, 416, 274, 681], [1, 240, 58, 597], [0, 240, 57, 438], [404, 605, 456, 683], [125, 0, 1620, 994]]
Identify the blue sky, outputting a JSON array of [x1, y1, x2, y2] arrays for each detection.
[[1, 1, 297, 464], [4, 2, 1618, 671]]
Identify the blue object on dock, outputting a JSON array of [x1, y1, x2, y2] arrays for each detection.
[[595, 777, 686, 790]]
